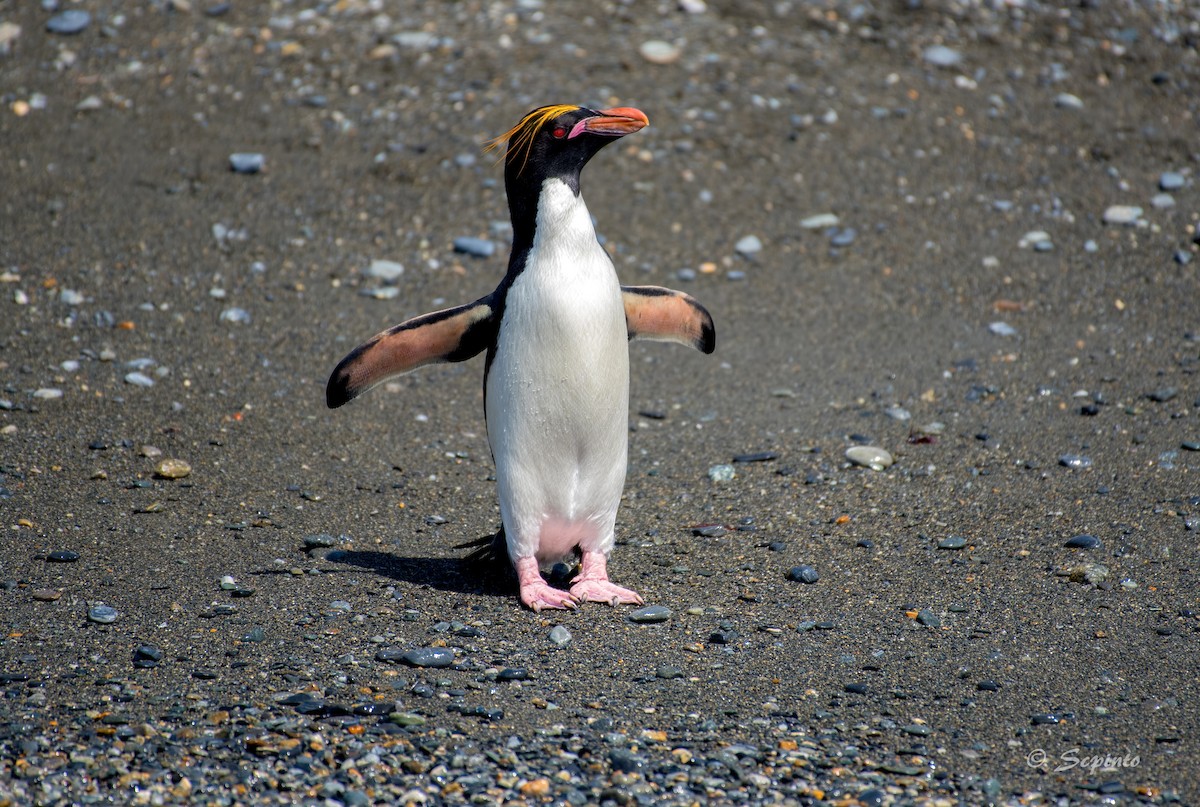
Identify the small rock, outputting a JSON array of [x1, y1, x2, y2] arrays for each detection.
[[154, 458, 192, 479], [46, 10, 90, 35], [1103, 205, 1143, 226], [1064, 534, 1101, 550], [124, 372, 155, 388], [786, 565, 819, 584], [639, 39, 680, 64], [845, 445, 893, 471], [1159, 171, 1185, 191], [397, 648, 454, 668], [656, 665, 684, 679], [548, 625, 573, 647], [732, 451, 777, 463], [734, 235, 762, 255], [1067, 563, 1109, 584], [916, 609, 941, 627], [922, 45, 961, 68], [453, 237, 495, 258], [1054, 93, 1084, 110], [707, 464, 736, 482], [1146, 387, 1178, 403], [48, 550, 80, 562], [219, 307, 250, 324], [33, 589, 61, 602], [365, 259, 405, 282], [628, 605, 672, 624], [33, 388, 63, 400], [304, 533, 339, 549], [360, 286, 399, 300], [938, 536, 967, 550], [988, 321, 1018, 337], [88, 605, 118, 624], [229, 153, 264, 174], [800, 213, 839, 229], [1059, 454, 1093, 470]]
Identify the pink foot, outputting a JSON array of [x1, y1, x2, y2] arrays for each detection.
[[516, 556, 578, 612], [570, 551, 643, 607]]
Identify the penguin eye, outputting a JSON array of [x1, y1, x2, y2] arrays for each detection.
[[550, 125, 567, 139]]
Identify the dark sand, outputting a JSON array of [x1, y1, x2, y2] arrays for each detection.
[[2, 1, 1197, 803]]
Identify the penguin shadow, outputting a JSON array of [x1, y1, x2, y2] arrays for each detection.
[[327, 530, 515, 598], [327, 529, 580, 598]]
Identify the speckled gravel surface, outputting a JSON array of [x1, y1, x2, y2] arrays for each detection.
[[2, 1, 1199, 805]]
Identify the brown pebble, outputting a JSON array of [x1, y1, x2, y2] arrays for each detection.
[[33, 589, 62, 601], [154, 458, 192, 479]]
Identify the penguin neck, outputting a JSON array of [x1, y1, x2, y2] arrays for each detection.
[[507, 171, 584, 266]]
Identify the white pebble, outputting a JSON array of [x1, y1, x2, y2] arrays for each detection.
[[988, 321, 1018, 337], [640, 40, 681, 64], [846, 446, 893, 471], [1102, 205, 1143, 226], [801, 213, 839, 229]]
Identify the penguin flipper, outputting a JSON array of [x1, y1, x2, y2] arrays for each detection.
[[327, 296, 497, 408], [621, 286, 716, 354]]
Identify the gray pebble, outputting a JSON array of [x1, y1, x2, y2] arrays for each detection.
[[48, 550, 80, 562], [124, 372, 155, 388], [59, 289, 85, 306], [735, 234, 762, 255], [88, 605, 118, 624], [46, 10, 90, 34], [916, 608, 941, 627], [1150, 193, 1175, 210], [901, 723, 932, 736], [397, 647, 454, 668], [453, 237, 495, 258], [988, 321, 1017, 337], [656, 665, 684, 679], [1175, 251, 1192, 265], [1159, 171, 1185, 191], [365, 259, 404, 282], [219, 307, 251, 324], [883, 406, 911, 422], [922, 45, 961, 68], [1146, 387, 1177, 402], [360, 286, 399, 300], [628, 605, 672, 624], [938, 536, 967, 550], [707, 464, 736, 482], [830, 228, 857, 247], [1058, 454, 1093, 470], [229, 153, 264, 174], [548, 625, 573, 647], [304, 533, 339, 549]]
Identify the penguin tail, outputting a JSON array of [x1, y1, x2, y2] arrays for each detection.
[[456, 526, 508, 567]]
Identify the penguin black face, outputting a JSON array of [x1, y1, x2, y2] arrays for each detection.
[[497, 104, 649, 195]]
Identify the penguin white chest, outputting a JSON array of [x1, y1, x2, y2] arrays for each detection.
[[486, 179, 630, 563]]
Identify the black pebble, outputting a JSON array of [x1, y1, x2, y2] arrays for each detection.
[[977, 680, 1000, 692], [844, 683, 868, 694], [732, 451, 778, 463], [786, 565, 819, 584], [48, 550, 80, 563], [1064, 534, 1101, 549]]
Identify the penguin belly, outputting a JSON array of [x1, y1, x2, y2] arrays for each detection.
[[485, 194, 630, 568]]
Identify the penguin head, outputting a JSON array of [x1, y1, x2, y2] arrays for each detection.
[[492, 104, 649, 194]]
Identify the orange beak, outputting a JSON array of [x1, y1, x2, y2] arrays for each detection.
[[567, 107, 649, 139]]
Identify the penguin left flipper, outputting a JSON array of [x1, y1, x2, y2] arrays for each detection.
[[621, 286, 716, 354], [327, 295, 497, 408]]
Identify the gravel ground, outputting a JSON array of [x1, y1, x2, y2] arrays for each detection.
[[2, 1, 1199, 805]]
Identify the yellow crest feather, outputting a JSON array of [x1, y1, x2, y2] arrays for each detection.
[[484, 104, 581, 175]]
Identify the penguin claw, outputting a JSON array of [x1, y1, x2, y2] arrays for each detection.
[[570, 580, 643, 607], [519, 581, 579, 612]]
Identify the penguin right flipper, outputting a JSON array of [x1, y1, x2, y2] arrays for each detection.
[[327, 296, 497, 408], [621, 286, 716, 354]]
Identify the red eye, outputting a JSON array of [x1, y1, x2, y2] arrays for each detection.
[[551, 126, 567, 139]]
